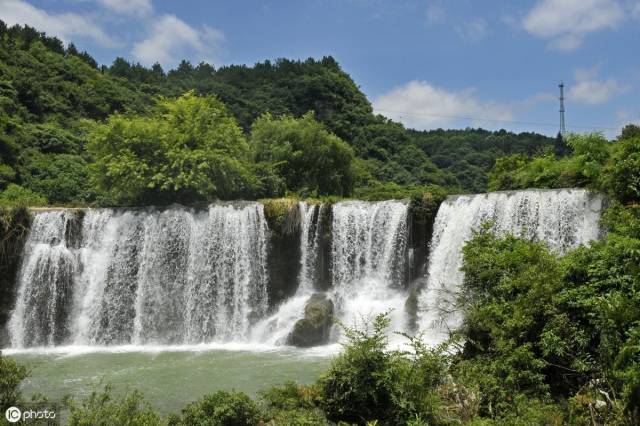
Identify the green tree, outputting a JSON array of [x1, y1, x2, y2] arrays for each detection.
[[456, 219, 640, 424], [251, 112, 355, 197], [0, 183, 47, 206], [487, 133, 612, 192], [17, 151, 92, 204], [554, 132, 571, 157], [88, 92, 255, 205], [603, 135, 640, 204], [619, 124, 640, 141]]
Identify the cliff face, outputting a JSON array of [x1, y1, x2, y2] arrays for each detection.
[[0, 207, 31, 346]]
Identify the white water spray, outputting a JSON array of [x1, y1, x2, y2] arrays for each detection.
[[418, 189, 604, 344], [252, 202, 324, 345], [6, 190, 604, 351], [9, 204, 268, 348], [329, 200, 409, 342]]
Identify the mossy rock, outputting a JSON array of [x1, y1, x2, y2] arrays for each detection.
[[409, 189, 447, 225], [288, 293, 334, 347], [262, 198, 301, 237]]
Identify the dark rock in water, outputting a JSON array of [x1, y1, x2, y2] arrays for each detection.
[[64, 210, 85, 249], [288, 293, 334, 347], [404, 288, 419, 333]]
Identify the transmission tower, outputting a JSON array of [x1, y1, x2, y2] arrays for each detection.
[[558, 81, 566, 135]]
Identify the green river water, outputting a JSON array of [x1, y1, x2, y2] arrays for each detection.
[[7, 346, 334, 415]]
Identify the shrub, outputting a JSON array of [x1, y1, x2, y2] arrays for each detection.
[[456, 220, 640, 424], [408, 187, 447, 225], [64, 385, 161, 426], [316, 314, 395, 424], [487, 133, 612, 192], [169, 390, 261, 426], [0, 353, 28, 408], [263, 409, 327, 425], [316, 314, 450, 425], [260, 381, 316, 412], [259, 381, 327, 425]]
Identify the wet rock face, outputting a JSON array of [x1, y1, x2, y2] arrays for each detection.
[[264, 199, 302, 307], [287, 293, 334, 347]]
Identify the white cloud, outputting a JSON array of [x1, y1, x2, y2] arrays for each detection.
[[632, 1, 640, 19], [97, 0, 152, 17], [132, 14, 224, 68], [0, 0, 117, 46], [568, 67, 630, 105], [455, 17, 489, 42], [372, 81, 512, 130], [522, 0, 624, 50], [425, 1, 445, 24], [569, 80, 625, 105]]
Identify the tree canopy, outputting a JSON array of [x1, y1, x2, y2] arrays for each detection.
[[251, 112, 355, 197], [0, 20, 565, 205], [88, 92, 254, 204]]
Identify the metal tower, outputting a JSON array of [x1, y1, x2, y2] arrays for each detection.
[[559, 81, 566, 135]]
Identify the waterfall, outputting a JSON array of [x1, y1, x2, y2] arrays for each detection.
[[9, 204, 268, 348], [330, 200, 409, 338], [298, 203, 322, 293], [418, 188, 604, 344], [6, 190, 604, 350], [9, 211, 78, 347], [252, 202, 323, 344]]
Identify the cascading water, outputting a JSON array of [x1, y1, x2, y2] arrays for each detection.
[[418, 188, 604, 344], [329, 200, 409, 340], [9, 203, 268, 348], [252, 202, 324, 344], [5, 190, 604, 351], [8, 211, 78, 347]]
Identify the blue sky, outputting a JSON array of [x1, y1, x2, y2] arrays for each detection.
[[1, 0, 639, 137]]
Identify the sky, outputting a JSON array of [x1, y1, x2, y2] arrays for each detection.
[[1, 0, 639, 138]]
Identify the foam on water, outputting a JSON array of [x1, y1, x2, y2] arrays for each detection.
[[329, 200, 409, 344]]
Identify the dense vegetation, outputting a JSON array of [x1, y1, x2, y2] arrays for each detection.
[[87, 92, 255, 204], [0, 21, 560, 207], [6, 129, 638, 424], [3, 18, 640, 426], [488, 125, 640, 198]]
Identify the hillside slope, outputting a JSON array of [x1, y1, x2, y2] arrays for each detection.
[[0, 21, 556, 205]]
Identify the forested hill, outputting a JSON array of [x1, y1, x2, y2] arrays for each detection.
[[410, 129, 560, 192], [0, 21, 557, 205]]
